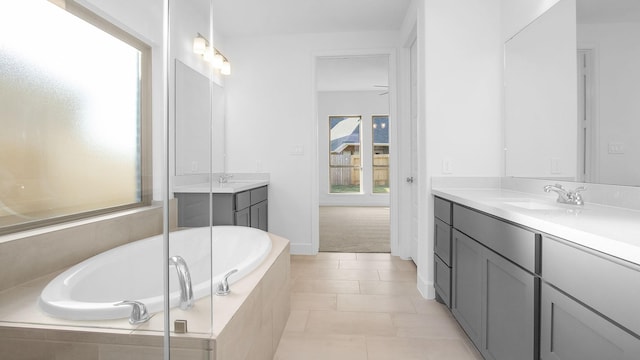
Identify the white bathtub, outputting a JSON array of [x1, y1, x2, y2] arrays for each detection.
[[38, 226, 272, 321]]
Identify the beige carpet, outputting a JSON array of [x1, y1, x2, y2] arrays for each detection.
[[319, 206, 390, 253]]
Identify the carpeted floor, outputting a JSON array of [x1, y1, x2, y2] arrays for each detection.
[[319, 206, 390, 253]]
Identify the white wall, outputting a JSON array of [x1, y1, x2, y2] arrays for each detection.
[[416, 0, 503, 297], [224, 31, 400, 254], [317, 90, 390, 206], [578, 22, 640, 186]]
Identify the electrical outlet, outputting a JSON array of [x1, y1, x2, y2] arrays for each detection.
[[289, 144, 304, 156], [442, 158, 453, 174], [608, 142, 625, 154], [551, 158, 561, 174]]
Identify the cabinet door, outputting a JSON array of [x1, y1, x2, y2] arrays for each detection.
[[434, 217, 452, 266], [235, 207, 250, 227], [541, 282, 640, 360], [250, 200, 268, 231], [434, 254, 451, 308], [482, 250, 538, 360], [452, 229, 483, 346]]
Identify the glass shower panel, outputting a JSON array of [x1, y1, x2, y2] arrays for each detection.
[[168, 0, 214, 358]]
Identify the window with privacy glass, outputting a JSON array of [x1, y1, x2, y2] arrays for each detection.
[[329, 116, 362, 193], [0, 1, 150, 234]]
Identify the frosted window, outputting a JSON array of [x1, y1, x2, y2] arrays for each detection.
[[0, 1, 147, 232]]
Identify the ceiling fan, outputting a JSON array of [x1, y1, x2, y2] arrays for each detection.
[[373, 85, 389, 95]]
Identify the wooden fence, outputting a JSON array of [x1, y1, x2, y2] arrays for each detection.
[[329, 154, 389, 186]]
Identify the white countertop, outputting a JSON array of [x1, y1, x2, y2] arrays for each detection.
[[432, 187, 640, 266], [174, 180, 269, 194]]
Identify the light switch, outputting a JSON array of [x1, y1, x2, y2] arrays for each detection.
[[442, 158, 453, 174], [551, 158, 561, 174]]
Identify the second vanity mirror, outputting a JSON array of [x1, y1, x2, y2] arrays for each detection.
[[175, 60, 225, 175], [504, 0, 640, 187]]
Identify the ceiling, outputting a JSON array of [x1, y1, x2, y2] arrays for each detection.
[[211, 0, 412, 37]]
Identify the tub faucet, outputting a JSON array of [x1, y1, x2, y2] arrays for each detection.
[[216, 269, 238, 296], [169, 256, 194, 310], [115, 300, 150, 325], [544, 184, 586, 205]]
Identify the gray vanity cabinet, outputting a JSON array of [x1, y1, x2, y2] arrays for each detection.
[[451, 229, 483, 345], [434, 196, 453, 307], [176, 186, 268, 230], [540, 283, 640, 360], [540, 236, 640, 359], [450, 204, 539, 360]]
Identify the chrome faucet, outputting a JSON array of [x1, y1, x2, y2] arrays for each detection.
[[544, 184, 586, 205], [169, 256, 194, 310], [218, 174, 233, 184], [216, 269, 238, 296], [115, 300, 150, 325]]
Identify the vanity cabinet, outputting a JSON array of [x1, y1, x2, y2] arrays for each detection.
[[434, 197, 453, 307], [540, 236, 640, 360], [449, 203, 539, 360], [176, 186, 268, 231]]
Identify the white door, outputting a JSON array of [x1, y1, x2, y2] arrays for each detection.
[[409, 38, 419, 261]]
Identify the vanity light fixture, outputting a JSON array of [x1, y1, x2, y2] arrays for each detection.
[[221, 60, 231, 75], [192, 33, 231, 75], [193, 33, 207, 55]]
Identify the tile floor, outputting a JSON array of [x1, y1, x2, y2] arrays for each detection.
[[273, 252, 484, 360]]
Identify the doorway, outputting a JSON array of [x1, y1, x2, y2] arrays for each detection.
[[315, 54, 393, 253]]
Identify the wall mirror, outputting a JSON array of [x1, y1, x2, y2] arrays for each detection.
[[175, 60, 225, 175], [504, 0, 640, 187]]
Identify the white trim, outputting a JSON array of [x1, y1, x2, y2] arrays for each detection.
[[290, 242, 317, 255], [417, 272, 435, 299]]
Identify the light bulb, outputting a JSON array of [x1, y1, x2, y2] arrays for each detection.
[[203, 47, 214, 62], [193, 36, 206, 55], [212, 53, 224, 69], [221, 60, 231, 75]]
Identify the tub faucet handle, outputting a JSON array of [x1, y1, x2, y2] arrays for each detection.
[[216, 269, 238, 296], [115, 300, 150, 325]]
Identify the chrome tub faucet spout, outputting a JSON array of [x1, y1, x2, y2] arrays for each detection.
[[544, 184, 586, 205], [169, 256, 194, 310]]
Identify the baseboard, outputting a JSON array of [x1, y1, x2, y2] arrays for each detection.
[[289, 243, 317, 255], [417, 272, 435, 299]]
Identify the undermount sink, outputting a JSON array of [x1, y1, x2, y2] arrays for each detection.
[[504, 200, 562, 211]]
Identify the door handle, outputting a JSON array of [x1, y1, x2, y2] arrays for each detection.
[[406, 176, 414, 183]]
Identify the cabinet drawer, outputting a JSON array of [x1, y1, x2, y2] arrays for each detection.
[[541, 282, 640, 360], [453, 204, 538, 273], [434, 218, 452, 266], [250, 186, 268, 205], [235, 190, 251, 210], [543, 236, 640, 336], [434, 197, 452, 224], [434, 254, 451, 308]]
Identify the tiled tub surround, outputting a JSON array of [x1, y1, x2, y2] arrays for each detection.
[[0, 231, 290, 359], [432, 177, 640, 265]]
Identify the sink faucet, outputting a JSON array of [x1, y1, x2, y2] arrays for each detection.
[[169, 256, 194, 310], [218, 174, 233, 184], [544, 184, 586, 205]]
